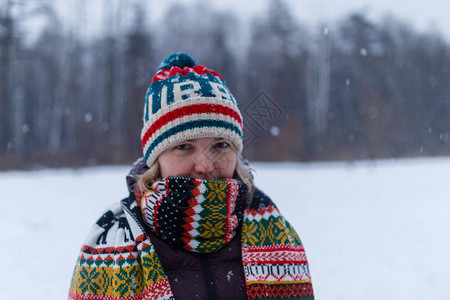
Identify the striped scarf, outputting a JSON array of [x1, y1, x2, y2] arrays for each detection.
[[68, 178, 314, 300]]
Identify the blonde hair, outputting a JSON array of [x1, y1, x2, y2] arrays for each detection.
[[137, 154, 254, 199], [137, 160, 161, 192]]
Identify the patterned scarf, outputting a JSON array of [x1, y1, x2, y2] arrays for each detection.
[[139, 177, 247, 253], [69, 177, 314, 300]]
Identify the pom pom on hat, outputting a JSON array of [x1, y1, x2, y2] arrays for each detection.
[[157, 52, 196, 70], [141, 52, 244, 167]]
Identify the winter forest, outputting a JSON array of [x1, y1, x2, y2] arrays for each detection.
[[1, 0, 450, 170]]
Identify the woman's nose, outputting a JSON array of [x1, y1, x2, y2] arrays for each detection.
[[193, 151, 215, 175]]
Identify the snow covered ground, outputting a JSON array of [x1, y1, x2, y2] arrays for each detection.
[[1, 157, 449, 299]]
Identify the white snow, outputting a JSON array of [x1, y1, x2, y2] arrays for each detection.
[[1, 157, 449, 299]]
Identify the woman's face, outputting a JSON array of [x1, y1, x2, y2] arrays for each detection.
[[158, 137, 237, 180]]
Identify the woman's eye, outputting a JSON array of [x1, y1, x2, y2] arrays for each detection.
[[215, 142, 229, 149], [175, 144, 190, 150]]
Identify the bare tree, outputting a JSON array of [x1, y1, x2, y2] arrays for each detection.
[[0, 0, 14, 154], [305, 26, 331, 154]]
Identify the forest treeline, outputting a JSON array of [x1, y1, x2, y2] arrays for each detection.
[[1, 0, 450, 169]]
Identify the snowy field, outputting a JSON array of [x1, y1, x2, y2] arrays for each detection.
[[1, 157, 449, 299]]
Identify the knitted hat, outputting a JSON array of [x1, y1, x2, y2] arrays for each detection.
[[141, 52, 243, 167]]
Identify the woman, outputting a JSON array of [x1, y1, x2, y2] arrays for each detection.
[[69, 53, 314, 300]]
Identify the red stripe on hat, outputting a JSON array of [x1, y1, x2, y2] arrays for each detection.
[[152, 65, 223, 82], [142, 103, 242, 148]]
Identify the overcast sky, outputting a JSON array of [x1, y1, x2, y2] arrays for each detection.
[[159, 0, 450, 41], [47, 0, 450, 43]]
